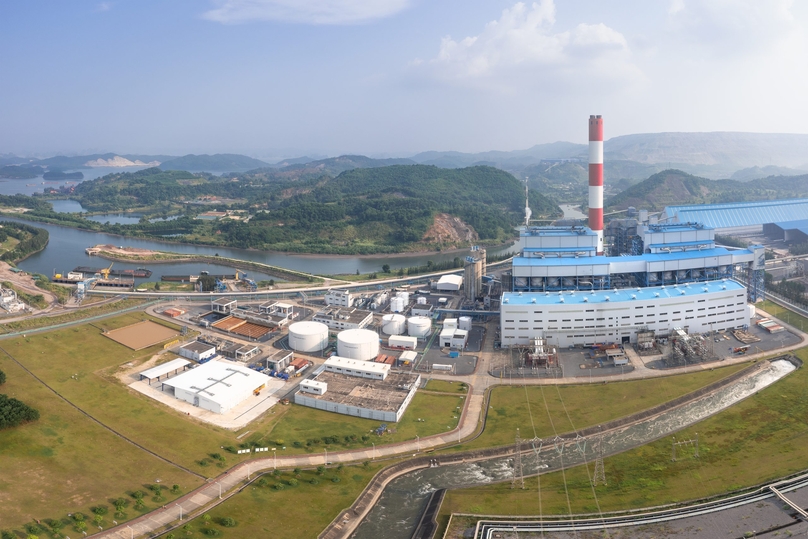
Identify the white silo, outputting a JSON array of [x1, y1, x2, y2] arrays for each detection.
[[390, 296, 405, 313], [382, 313, 406, 335], [459, 316, 472, 331], [416, 296, 427, 305], [337, 328, 380, 360], [407, 316, 432, 337], [288, 321, 329, 353], [397, 291, 410, 304]]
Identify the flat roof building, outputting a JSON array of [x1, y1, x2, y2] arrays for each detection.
[[162, 360, 271, 414], [212, 298, 237, 314], [313, 306, 373, 331], [324, 356, 390, 380], [178, 341, 216, 362]]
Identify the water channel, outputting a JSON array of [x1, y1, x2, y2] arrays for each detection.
[[1, 216, 518, 284], [351, 359, 796, 539]]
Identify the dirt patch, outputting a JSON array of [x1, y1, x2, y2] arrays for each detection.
[[0, 261, 57, 307], [103, 320, 179, 350], [85, 244, 159, 258], [422, 213, 478, 244]]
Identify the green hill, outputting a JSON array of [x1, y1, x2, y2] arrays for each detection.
[[606, 169, 808, 211], [159, 153, 268, 171]]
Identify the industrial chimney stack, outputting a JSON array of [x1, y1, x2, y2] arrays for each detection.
[[588, 115, 604, 255]]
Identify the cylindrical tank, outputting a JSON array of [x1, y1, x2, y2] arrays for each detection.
[[337, 328, 380, 360], [390, 297, 405, 313], [459, 316, 472, 331], [288, 321, 329, 353], [397, 291, 410, 304], [408, 316, 432, 337], [416, 296, 427, 305], [382, 313, 406, 335]]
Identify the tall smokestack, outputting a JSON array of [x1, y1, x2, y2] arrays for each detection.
[[588, 115, 604, 255]]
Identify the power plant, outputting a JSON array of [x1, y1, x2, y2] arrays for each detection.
[[500, 114, 766, 349]]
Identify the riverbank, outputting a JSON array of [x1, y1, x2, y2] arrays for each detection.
[[84, 245, 320, 283]]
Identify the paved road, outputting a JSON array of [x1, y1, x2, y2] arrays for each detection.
[[92, 309, 808, 539]]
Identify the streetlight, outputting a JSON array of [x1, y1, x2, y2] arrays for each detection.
[[272, 447, 277, 469], [325, 447, 328, 465], [127, 526, 133, 539], [416, 435, 420, 452], [177, 504, 182, 520], [372, 442, 375, 460], [247, 464, 251, 480], [216, 482, 222, 499]]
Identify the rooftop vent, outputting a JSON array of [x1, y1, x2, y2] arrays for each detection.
[[655, 292, 660, 297], [680, 290, 686, 295], [559, 297, 565, 303], [605, 296, 611, 301], [631, 294, 637, 299], [531, 298, 537, 303], [583, 297, 589, 302]]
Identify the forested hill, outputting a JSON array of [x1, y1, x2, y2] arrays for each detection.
[[606, 169, 808, 211], [222, 165, 559, 253]]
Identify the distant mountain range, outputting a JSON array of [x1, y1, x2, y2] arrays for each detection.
[[159, 153, 269, 171]]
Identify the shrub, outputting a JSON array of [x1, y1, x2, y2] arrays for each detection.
[[219, 517, 237, 528], [287, 478, 298, 487]]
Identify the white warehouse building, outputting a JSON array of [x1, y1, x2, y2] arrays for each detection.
[[500, 279, 750, 348], [162, 360, 271, 414]]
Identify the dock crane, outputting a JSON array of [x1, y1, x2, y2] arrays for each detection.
[[100, 262, 113, 280]]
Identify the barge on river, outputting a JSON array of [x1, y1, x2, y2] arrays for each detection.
[[73, 266, 152, 278]]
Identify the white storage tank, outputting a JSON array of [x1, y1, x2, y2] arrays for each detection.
[[459, 316, 472, 331], [288, 321, 329, 353], [408, 316, 432, 337], [337, 328, 380, 360], [416, 296, 427, 305], [390, 296, 406, 313], [397, 291, 410, 304], [382, 313, 406, 335]]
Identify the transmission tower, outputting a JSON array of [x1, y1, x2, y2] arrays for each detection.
[[592, 432, 606, 486], [512, 428, 525, 489]]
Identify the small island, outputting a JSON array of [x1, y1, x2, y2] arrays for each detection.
[[43, 170, 84, 180]]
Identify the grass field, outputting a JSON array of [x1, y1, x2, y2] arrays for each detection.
[[457, 363, 750, 451], [155, 463, 389, 539], [439, 350, 808, 535], [259, 391, 465, 453], [424, 378, 469, 393], [760, 299, 808, 331]]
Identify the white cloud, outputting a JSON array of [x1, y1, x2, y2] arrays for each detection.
[[418, 1, 642, 93], [202, 0, 410, 25], [95, 2, 112, 12]]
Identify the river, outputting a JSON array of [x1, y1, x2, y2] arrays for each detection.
[[1, 217, 518, 282]]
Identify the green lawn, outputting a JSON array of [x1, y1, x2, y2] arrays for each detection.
[[759, 299, 808, 331], [424, 378, 469, 393], [0, 297, 147, 333], [439, 350, 808, 535], [458, 363, 749, 451], [156, 463, 389, 539]]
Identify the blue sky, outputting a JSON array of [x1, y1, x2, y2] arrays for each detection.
[[2, 0, 808, 159]]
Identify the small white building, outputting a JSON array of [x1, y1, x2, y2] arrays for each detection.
[[410, 303, 434, 317], [324, 356, 390, 380], [325, 288, 353, 307], [212, 298, 237, 314], [259, 301, 294, 318], [436, 274, 463, 291], [440, 328, 456, 348], [313, 307, 373, 331], [162, 360, 271, 414], [444, 318, 458, 329], [178, 341, 216, 362], [452, 329, 468, 349], [300, 379, 328, 395], [388, 335, 417, 350]]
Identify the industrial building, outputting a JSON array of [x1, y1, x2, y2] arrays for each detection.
[[501, 280, 750, 347], [463, 246, 486, 300], [162, 360, 271, 414], [211, 298, 237, 314], [294, 365, 420, 422], [312, 306, 373, 330], [323, 356, 390, 380], [435, 274, 463, 292], [764, 219, 808, 244], [501, 114, 766, 350], [262, 349, 294, 371], [178, 341, 216, 362], [663, 198, 808, 235], [324, 288, 353, 307]]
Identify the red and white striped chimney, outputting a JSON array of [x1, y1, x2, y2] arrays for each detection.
[[588, 114, 604, 255]]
